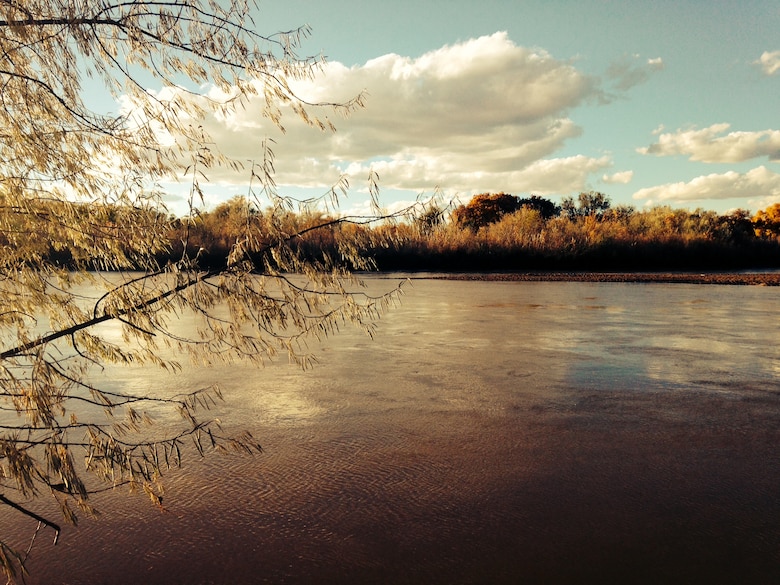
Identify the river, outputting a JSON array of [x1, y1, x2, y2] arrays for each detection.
[[3, 277, 780, 584]]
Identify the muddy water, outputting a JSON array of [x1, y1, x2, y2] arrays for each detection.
[[4, 277, 780, 584]]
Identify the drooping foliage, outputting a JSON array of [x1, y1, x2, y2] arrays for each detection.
[[0, 2, 406, 580]]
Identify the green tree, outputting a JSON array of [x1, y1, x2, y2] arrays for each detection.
[[0, 2, 403, 580]]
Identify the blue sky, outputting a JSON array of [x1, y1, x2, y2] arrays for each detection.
[[152, 1, 780, 215]]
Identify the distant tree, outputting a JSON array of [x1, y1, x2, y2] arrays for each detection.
[[716, 209, 755, 242], [561, 191, 612, 220], [415, 204, 446, 235], [0, 1, 406, 580], [516, 195, 561, 220], [579, 191, 612, 217], [753, 203, 780, 238], [605, 204, 636, 223], [452, 193, 522, 230]]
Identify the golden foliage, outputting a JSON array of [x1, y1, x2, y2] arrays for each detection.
[[753, 203, 780, 238], [0, 3, 407, 579]]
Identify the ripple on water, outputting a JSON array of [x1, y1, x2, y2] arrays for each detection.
[[8, 279, 780, 584]]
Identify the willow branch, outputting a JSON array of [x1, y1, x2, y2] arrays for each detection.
[[0, 270, 216, 360], [0, 494, 60, 545]]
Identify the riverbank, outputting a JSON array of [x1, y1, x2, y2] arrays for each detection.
[[424, 271, 780, 286]]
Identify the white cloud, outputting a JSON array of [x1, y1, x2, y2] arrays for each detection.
[[602, 170, 634, 184], [755, 50, 780, 76], [341, 154, 611, 198], [508, 155, 612, 194], [632, 166, 780, 203], [638, 123, 780, 163], [131, 32, 609, 202]]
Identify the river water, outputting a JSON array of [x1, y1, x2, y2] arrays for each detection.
[[3, 277, 780, 584]]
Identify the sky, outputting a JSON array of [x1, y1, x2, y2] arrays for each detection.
[[149, 0, 780, 216]]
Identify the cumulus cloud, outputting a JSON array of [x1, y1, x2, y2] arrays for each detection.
[[137, 32, 611, 202], [346, 154, 612, 198], [602, 170, 634, 184], [508, 155, 612, 193], [755, 50, 780, 76], [638, 123, 780, 163], [632, 166, 780, 204]]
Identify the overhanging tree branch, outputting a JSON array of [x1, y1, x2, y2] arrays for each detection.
[[0, 3, 414, 582], [0, 494, 60, 545]]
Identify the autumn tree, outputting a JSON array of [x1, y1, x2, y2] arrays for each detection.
[[452, 193, 522, 230], [0, 1, 406, 580], [753, 203, 780, 238]]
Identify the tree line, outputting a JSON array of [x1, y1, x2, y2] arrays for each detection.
[[26, 192, 780, 274], [397, 191, 780, 271], [145, 192, 780, 273]]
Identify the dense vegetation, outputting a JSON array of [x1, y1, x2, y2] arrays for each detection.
[[22, 191, 780, 273], [157, 192, 780, 273]]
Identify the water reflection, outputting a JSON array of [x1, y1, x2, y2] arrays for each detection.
[[4, 277, 780, 584]]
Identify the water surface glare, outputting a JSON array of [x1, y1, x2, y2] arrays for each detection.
[[4, 278, 780, 584]]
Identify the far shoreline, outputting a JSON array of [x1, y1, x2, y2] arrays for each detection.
[[405, 271, 780, 286]]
